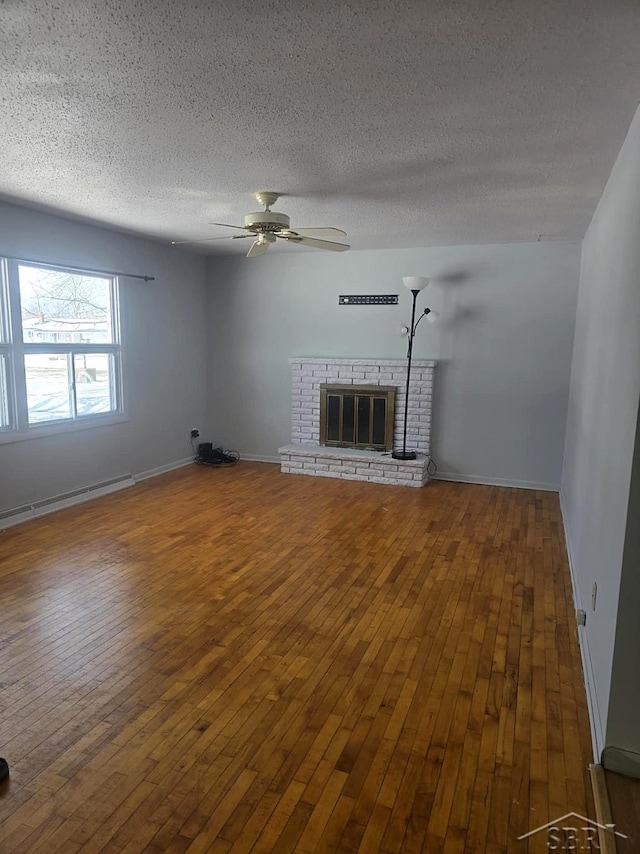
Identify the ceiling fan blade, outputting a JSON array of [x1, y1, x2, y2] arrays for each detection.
[[171, 235, 242, 245], [208, 222, 252, 231], [281, 235, 350, 252], [246, 239, 269, 258], [285, 227, 347, 238]]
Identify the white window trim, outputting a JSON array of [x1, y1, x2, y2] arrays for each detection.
[[0, 258, 127, 443]]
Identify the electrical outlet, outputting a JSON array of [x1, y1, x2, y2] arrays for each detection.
[[576, 609, 587, 627], [591, 582, 598, 611], [190, 428, 199, 438]]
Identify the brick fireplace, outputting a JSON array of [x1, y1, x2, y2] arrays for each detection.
[[279, 357, 437, 487]]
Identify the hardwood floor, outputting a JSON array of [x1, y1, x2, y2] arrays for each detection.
[[0, 463, 594, 852]]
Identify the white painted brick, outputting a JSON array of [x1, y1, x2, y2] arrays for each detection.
[[392, 473, 416, 483], [304, 461, 328, 471], [355, 466, 373, 475], [288, 357, 434, 488]]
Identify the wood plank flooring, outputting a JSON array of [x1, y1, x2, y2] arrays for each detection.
[[0, 463, 594, 852]]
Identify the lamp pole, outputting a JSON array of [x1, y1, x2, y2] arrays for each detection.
[[392, 277, 432, 461]]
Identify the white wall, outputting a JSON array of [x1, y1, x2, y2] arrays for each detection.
[[0, 201, 209, 513], [207, 241, 580, 489], [561, 107, 640, 758]]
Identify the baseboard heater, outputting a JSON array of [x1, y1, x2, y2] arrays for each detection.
[[0, 474, 135, 531]]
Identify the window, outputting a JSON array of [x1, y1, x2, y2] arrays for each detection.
[[0, 259, 123, 439]]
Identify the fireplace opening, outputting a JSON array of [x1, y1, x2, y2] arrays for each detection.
[[319, 384, 396, 451]]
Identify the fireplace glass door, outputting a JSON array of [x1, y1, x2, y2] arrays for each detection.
[[319, 385, 396, 451]]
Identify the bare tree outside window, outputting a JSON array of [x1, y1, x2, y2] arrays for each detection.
[[16, 265, 119, 423], [21, 270, 109, 320], [19, 267, 112, 345]]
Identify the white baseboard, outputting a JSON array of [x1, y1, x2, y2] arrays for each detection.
[[434, 471, 559, 492], [133, 457, 194, 482], [243, 461, 561, 486], [0, 474, 135, 531], [0, 457, 195, 531], [559, 487, 604, 763], [0, 507, 36, 529]]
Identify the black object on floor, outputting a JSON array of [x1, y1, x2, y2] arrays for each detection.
[[196, 444, 239, 466], [0, 758, 9, 782]]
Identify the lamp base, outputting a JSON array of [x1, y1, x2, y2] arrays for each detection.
[[391, 450, 417, 460]]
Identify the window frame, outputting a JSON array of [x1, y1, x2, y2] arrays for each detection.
[[0, 257, 126, 444]]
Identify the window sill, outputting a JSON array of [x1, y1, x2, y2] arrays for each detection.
[[0, 413, 129, 445]]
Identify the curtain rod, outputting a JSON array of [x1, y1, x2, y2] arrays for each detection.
[[2, 254, 154, 282]]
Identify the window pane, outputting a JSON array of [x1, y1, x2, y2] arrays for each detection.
[[0, 355, 9, 428], [25, 353, 72, 423], [74, 353, 115, 416], [19, 265, 113, 344], [0, 289, 6, 344]]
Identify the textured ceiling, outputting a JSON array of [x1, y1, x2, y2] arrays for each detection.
[[1, 0, 640, 255]]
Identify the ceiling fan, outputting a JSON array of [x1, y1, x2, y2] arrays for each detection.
[[173, 192, 350, 257]]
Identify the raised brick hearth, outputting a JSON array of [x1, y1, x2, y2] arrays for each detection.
[[279, 357, 437, 487]]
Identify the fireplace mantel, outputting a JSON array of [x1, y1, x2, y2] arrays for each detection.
[[279, 357, 437, 487]]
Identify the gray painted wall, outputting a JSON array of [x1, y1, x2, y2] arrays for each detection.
[[561, 107, 640, 757], [207, 241, 580, 489], [606, 405, 640, 762], [0, 201, 208, 513]]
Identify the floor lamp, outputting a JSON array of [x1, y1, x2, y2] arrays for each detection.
[[392, 276, 438, 460]]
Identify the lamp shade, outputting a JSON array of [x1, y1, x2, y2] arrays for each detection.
[[426, 309, 440, 324], [402, 276, 430, 291]]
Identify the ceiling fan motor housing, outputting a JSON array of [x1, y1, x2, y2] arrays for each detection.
[[244, 210, 290, 233]]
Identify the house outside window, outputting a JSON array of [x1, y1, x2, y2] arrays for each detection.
[[0, 259, 123, 438]]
